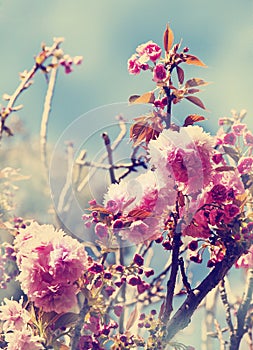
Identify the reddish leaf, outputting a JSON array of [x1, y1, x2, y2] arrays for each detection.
[[184, 54, 207, 67], [185, 78, 209, 88], [129, 95, 140, 103], [185, 95, 206, 110], [176, 66, 184, 84], [128, 208, 151, 220], [163, 23, 174, 53], [126, 306, 138, 331], [183, 114, 205, 126], [130, 118, 161, 146], [215, 166, 235, 172], [187, 88, 200, 94], [87, 205, 111, 215], [129, 92, 155, 104]]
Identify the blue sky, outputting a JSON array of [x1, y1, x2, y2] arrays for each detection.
[[0, 0, 253, 142]]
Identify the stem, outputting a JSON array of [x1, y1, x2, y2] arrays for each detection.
[[0, 38, 64, 137], [163, 242, 245, 343], [229, 268, 253, 350], [119, 247, 126, 333], [40, 56, 58, 169], [160, 224, 182, 323], [77, 116, 126, 192], [163, 86, 172, 129], [219, 278, 234, 335], [70, 297, 89, 350], [102, 132, 116, 184], [57, 141, 74, 214]]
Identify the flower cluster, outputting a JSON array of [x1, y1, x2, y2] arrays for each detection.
[[0, 298, 43, 350], [14, 221, 88, 313]]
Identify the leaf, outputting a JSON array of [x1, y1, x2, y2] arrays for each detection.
[[185, 95, 206, 110], [176, 66, 184, 84], [215, 166, 235, 172], [126, 306, 138, 331], [128, 208, 151, 220], [185, 78, 209, 88], [129, 92, 155, 104], [187, 88, 200, 94], [128, 95, 140, 103], [87, 205, 111, 215], [184, 54, 207, 67], [54, 312, 79, 330], [222, 146, 240, 162], [183, 114, 205, 126], [130, 120, 160, 146], [163, 23, 174, 53]]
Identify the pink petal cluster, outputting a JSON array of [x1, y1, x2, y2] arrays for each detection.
[[14, 222, 88, 313], [59, 54, 82, 74], [235, 245, 253, 268], [153, 63, 167, 82], [4, 328, 43, 350], [0, 298, 30, 332], [149, 125, 214, 195], [103, 171, 163, 244], [127, 41, 162, 75], [183, 171, 245, 239]]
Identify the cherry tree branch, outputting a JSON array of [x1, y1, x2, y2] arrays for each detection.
[[0, 38, 64, 138], [163, 241, 245, 343]]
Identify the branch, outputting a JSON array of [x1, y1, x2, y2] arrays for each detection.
[[102, 132, 117, 184], [219, 278, 234, 335], [229, 268, 253, 350], [57, 141, 74, 214], [77, 115, 126, 192], [70, 297, 89, 350], [0, 37, 64, 138], [163, 241, 245, 343], [40, 56, 58, 169], [160, 224, 182, 323]]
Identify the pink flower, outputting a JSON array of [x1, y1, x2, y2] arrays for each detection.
[[137, 41, 162, 62], [153, 64, 167, 82], [235, 245, 253, 268], [95, 222, 109, 239], [223, 132, 236, 145], [4, 328, 43, 350], [244, 131, 253, 146], [237, 157, 253, 174], [232, 123, 246, 136], [127, 54, 141, 75], [0, 298, 30, 332], [14, 222, 88, 313]]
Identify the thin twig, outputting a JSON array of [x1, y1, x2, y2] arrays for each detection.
[[77, 115, 126, 192], [0, 38, 64, 137], [102, 132, 117, 184], [219, 278, 234, 334], [57, 142, 74, 214], [70, 297, 89, 350], [229, 268, 253, 350], [40, 56, 58, 169], [178, 257, 192, 294], [160, 221, 182, 323]]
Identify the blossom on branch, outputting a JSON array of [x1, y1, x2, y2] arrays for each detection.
[[14, 222, 88, 313]]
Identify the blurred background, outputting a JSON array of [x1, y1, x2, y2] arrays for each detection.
[[0, 1, 253, 348]]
